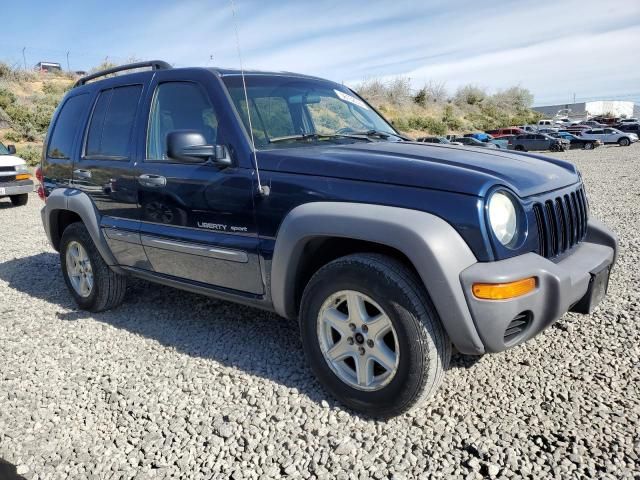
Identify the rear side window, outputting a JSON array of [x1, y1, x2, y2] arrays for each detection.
[[47, 94, 90, 159], [85, 85, 142, 159]]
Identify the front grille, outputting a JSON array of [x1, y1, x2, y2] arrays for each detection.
[[533, 186, 588, 258], [0, 166, 15, 173], [0, 175, 17, 183]]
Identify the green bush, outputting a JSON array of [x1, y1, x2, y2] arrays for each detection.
[[405, 115, 447, 135], [3, 130, 22, 143], [16, 145, 42, 166], [42, 81, 71, 96], [0, 87, 16, 110]]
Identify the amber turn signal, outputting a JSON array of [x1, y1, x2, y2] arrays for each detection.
[[15, 173, 31, 180], [472, 277, 536, 300]]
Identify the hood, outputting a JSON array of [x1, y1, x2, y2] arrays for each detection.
[[0, 155, 26, 168], [257, 142, 579, 198]]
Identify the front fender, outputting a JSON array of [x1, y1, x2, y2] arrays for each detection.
[[270, 202, 485, 355]]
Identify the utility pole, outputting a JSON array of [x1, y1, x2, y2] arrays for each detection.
[[573, 92, 576, 104], [66, 51, 70, 72], [22, 47, 26, 70]]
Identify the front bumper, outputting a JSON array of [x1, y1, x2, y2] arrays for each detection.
[[0, 180, 33, 196], [459, 218, 617, 352]]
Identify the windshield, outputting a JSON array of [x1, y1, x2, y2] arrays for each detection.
[[222, 75, 400, 149], [0, 142, 9, 155]]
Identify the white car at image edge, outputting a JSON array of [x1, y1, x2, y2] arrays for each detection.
[[0, 141, 33, 206], [579, 128, 638, 147]]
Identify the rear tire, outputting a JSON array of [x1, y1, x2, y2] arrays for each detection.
[[9, 194, 28, 206], [60, 222, 127, 312], [514, 145, 525, 151], [618, 137, 630, 147], [583, 142, 594, 150], [299, 253, 451, 418]]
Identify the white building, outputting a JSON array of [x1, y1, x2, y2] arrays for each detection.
[[533, 100, 638, 119]]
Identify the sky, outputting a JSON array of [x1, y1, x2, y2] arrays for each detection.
[[2, 0, 639, 106]]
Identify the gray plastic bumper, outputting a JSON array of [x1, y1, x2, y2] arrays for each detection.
[[459, 219, 617, 353]]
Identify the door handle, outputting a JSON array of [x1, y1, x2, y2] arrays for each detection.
[[73, 169, 92, 179], [138, 174, 167, 187]]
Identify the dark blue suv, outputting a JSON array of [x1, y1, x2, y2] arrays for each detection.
[[39, 61, 617, 417]]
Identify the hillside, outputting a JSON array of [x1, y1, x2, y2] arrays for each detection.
[[355, 78, 542, 138], [0, 63, 74, 165], [0, 62, 542, 166]]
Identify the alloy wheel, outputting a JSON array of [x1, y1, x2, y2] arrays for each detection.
[[316, 290, 400, 391], [65, 241, 94, 297]]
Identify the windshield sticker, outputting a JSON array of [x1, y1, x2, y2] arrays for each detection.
[[334, 89, 370, 110]]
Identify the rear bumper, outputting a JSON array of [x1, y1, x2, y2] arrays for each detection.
[[0, 180, 33, 196], [459, 218, 617, 352]]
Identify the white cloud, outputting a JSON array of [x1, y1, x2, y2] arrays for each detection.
[[9, 0, 637, 105]]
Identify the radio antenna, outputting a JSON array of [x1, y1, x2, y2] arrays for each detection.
[[229, 0, 269, 196]]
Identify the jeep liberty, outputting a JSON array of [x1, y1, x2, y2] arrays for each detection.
[[39, 61, 617, 417]]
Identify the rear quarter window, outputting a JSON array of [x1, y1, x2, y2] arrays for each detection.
[[85, 85, 142, 159], [47, 94, 90, 159]]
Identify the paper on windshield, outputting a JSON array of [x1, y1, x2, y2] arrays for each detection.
[[334, 90, 370, 110]]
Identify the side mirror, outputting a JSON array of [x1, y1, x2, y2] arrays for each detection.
[[166, 130, 231, 166], [7, 144, 16, 155]]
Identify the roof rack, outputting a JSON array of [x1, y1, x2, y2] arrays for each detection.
[[73, 60, 171, 87]]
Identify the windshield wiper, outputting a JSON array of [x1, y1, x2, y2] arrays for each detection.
[[269, 133, 370, 144], [340, 129, 410, 141], [343, 129, 391, 139]]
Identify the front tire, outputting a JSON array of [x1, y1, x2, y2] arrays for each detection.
[[618, 137, 630, 147], [299, 253, 451, 418], [583, 142, 594, 150], [60, 222, 127, 312], [514, 145, 525, 151], [9, 194, 28, 206]]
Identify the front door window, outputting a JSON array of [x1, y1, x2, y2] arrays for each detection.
[[147, 82, 218, 161]]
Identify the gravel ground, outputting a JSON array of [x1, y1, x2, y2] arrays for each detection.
[[0, 144, 639, 479]]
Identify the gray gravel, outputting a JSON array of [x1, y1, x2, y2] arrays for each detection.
[[1, 144, 639, 479]]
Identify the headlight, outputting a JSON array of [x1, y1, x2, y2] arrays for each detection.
[[488, 191, 518, 246], [14, 164, 29, 173]]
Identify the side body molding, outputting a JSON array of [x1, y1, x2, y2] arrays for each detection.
[[270, 202, 485, 354], [41, 188, 123, 272]]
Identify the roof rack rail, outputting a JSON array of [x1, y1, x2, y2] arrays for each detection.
[[73, 60, 171, 87]]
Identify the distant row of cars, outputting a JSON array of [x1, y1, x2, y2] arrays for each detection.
[[417, 119, 639, 152]]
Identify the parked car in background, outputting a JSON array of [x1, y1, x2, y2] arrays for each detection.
[[579, 128, 638, 146], [554, 117, 572, 126], [464, 132, 508, 148], [511, 133, 569, 152], [485, 127, 524, 137], [489, 138, 510, 149], [538, 127, 559, 135], [456, 136, 498, 148], [498, 134, 516, 146], [580, 120, 606, 128], [464, 132, 492, 142], [618, 118, 638, 125], [551, 132, 602, 150], [415, 136, 462, 145], [616, 123, 640, 136], [0, 142, 32, 206], [591, 117, 619, 126], [561, 124, 591, 135]]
